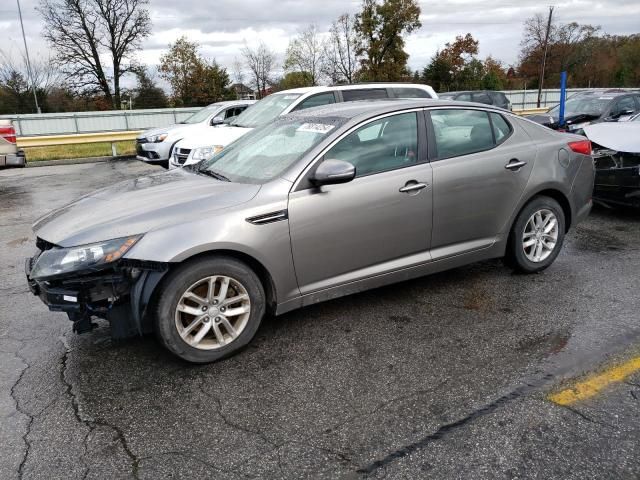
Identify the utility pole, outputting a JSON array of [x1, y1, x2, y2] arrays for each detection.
[[16, 0, 41, 114], [537, 6, 554, 108]]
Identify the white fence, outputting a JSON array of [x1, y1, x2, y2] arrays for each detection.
[[1, 108, 200, 137], [3, 88, 637, 137], [502, 88, 638, 110]]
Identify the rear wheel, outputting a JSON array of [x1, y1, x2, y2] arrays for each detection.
[[155, 256, 265, 363], [505, 196, 566, 273]]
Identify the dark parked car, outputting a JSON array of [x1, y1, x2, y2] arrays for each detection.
[[26, 100, 594, 363], [527, 91, 640, 134], [438, 90, 512, 110]]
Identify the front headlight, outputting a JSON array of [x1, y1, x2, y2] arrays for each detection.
[[30, 235, 141, 280], [191, 145, 224, 161], [148, 133, 168, 143]]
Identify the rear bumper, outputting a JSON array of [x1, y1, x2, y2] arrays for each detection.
[[0, 151, 26, 167]]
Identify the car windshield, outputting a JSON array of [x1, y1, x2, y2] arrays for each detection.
[[182, 105, 220, 124], [439, 93, 455, 100], [198, 117, 345, 183], [548, 96, 611, 117], [230, 93, 301, 128]]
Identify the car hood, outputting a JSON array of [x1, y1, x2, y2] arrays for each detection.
[[526, 112, 599, 128], [33, 169, 261, 247], [585, 122, 640, 153], [139, 123, 220, 141], [177, 125, 252, 149]]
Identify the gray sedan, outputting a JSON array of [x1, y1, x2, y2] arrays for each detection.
[[26, 100, 594, 363]]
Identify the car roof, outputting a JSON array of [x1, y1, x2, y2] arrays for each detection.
[[285, 99, 507, 121], [275, 83, 435, 95], [440, 90, 502, 95], [206, 100, 256, 107], [572, 90, 630, 99]]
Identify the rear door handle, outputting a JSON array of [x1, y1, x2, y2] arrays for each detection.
[[505, 159, 527, 170], [399, 182, 428, 193]]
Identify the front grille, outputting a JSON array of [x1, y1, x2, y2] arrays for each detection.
[[173, 148, 191, 165], [136, 137, 147, 144]]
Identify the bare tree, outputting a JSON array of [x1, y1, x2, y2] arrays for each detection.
[[323, 14, 360, 84], [241, 42, 275, 99], [0, 50, 61, 94], [232, 57, 244, 82], [38, 0, 151, 109], [284, 24, 324, 86]]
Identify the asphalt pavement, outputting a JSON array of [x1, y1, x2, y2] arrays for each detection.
[[1, 160, 639, 479]]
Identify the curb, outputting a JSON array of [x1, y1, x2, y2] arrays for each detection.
[[26, 155, 136, 168]]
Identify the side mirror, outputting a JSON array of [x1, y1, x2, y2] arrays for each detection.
[[211, 116, 225, 126], [311, 159, 356, 186]]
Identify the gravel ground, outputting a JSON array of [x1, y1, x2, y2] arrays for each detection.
[[1, 159, 639, 479]]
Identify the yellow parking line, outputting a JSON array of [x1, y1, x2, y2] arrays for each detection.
[[548, 356, 640, 406]]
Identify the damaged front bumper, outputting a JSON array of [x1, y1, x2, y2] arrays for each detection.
[[26, 247, 168, 338], [593, 149, 640, 208]]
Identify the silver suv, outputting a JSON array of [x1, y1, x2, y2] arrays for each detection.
[[136, 100, 255, 167], [0, 119, 26, 168], [26, 100, 594, 363]]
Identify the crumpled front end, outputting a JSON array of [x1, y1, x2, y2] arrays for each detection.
[[26, 237, 168, 338], [592, 149, 640, 208]]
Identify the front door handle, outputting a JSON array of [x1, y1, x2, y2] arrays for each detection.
[[505, 159, 527, 170], [399, 182, 428, 193]]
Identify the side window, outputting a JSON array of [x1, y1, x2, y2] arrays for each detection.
[[325, 112, 418, 177], [392, 87, 431, 99], [457, 93, 472, 102], [611, 96, 636, 116], [489, 113, 512, 145], [224, 108, 238, 119], [472, 92, 493, 105], [294, 92, 336, 111], [430, 109, 495, 159], [341, 88, 388, 102]]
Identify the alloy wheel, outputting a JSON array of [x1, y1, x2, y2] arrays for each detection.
[[174, 275, 251, 350], [522, 209, 559, 263]]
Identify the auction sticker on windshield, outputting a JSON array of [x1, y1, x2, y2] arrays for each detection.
[[296, 123, 335, 134]]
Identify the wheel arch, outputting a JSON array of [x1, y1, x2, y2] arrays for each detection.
[[511, 187, 573, 235], [141, 248, 278, 332], [176, 249, 278, 315]]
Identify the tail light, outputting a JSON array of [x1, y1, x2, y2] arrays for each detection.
[[0, 125, 17, 144], [567, 139, 592, 155]]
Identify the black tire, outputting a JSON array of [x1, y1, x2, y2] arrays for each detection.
[[505, 196, 566, 274], [154, 256, 265, 363]]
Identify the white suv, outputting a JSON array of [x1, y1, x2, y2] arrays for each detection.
[[170, 83, 437, 168], [136, 100, 255, 167]]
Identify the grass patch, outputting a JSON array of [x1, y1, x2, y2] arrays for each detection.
[[24, 140, 135, 162]]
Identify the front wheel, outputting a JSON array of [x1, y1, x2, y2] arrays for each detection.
[[155, 256, 265, 363], [505, 196, 566, 273]]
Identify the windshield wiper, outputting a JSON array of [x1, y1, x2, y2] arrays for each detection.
[[198, 169, 231, 182]]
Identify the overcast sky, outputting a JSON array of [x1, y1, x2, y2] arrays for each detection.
[[2, 0, 639, 83]]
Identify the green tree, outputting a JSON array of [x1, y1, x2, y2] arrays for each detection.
[[355, 0, 421, 81], [279, 71, 314, 90], [159, 37, 231, 106], [132, 67, 168, 109]]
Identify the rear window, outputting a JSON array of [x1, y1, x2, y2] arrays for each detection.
[[392, 87, 431, 99], [430, 109, 511, 159], [342, 88, 388, 102], [294, 92, 336, 111]]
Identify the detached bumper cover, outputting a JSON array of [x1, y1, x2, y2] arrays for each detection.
[[25, 251, 168, 337], [593, 150, 640, 208]]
